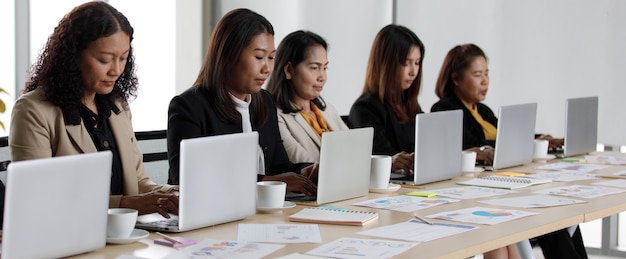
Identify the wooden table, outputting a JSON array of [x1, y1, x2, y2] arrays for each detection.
[[70, 152, 626, 259]]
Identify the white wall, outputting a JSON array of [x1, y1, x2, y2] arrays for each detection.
[[111, 0, 177, 131], [398, 0, 626, 146], [0, 0, 15, 136]]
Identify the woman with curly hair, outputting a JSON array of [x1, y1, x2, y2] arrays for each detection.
[[9, 1, 178, 217]]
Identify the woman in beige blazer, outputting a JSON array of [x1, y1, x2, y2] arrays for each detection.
[[9, 2, 177, 217], [267, 31, 349, 164]]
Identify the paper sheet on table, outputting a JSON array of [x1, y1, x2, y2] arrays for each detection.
[[534, 185, 626, 199], [524, 171, 598, 182], [275, 253, 326, 259], [162, 239, 284, 259], [306, 237, 417, 259], [534, 162, 611, 173], [593, 179, 626, 188], [351, 195, 459, 212], [426, 186, 517, 199], [357, 219, 476, 242], [585, 155, 626, 165], [479, 194, 587, 208], [427, 206, 538, 225], [237, 224, 322, 243]]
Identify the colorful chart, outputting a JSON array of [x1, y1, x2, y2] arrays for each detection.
[[472, 210, 512, 217]]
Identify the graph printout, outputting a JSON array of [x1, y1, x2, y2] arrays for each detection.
[[306, 237, 417, 259], [427, 206, 538, 225]]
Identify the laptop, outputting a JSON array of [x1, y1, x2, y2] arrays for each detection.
[[1, 152, 112, 259], [390, 110, 463, 185], [288, 127, 374, 205], [483, 102, 538, 171], [550, 96, 599, 158], [136, 132, 258, 232]]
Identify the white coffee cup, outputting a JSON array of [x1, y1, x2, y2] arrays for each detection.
[[107, 208, 138, 238], [534, 139, 549, 158], [256, 181, 286, 208], [370, 155, 392, 189], [461, 151, 477, 172]]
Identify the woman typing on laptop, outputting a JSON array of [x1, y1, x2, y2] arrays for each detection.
[[348, 25, 423, 175], [349, 27, 520, 259], [431, 43, 563, 165], [266, 30, 349, 164], [431, 43, 585, 259], [9, 2, 178, 218], [166, 9, 317, 196]]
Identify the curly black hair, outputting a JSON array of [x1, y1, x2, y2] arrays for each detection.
[[26, 1, 138, 114]]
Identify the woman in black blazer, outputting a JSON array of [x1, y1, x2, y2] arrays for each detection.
[[349, 25, 424, 174], [431, 43, 585, 259], [431, 44, 497, 164], [166, 8, 317, 196]]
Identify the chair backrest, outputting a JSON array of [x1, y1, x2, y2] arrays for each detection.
[[0, 136, 10, 184], [0, 136, 6, 228], [135, 130, 168, 185]]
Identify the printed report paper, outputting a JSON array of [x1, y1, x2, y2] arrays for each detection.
[[357, 219, 477, 242], [237, 224, 322, 243], [306, 237, 417, 259], [479, 194, 587, 208], [427, 206, 538, 225], [352, 195, 459, 212]]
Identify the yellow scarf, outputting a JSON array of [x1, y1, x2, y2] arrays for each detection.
[[298, 103, 331, 139], [468, 104, 497, 141]]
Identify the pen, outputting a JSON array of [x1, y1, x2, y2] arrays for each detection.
[[414, 215, 433, 225], [156, 232, 183, 244]]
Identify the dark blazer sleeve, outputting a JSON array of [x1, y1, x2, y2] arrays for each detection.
[[167, 88, 309, 184], [256, 90, 311, 176], [0, 180, 4, 229], [167, 88, 207, 184], [431, 98, 496, 150], [348, 93, 402, 156]]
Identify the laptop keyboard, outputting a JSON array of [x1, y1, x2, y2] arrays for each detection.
[[146, 218, 179, 226], [288, 195, 317, 201]]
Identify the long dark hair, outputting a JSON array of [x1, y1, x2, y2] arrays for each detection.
[[435, 43, 488, 99], [267, 30, 328, 113], [26, 1, 137, 114], [363, 24, 424, 123], [194, 8, 274, 126]]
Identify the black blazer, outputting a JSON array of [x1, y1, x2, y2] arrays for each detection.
[[431, 95, 498, 150], [348, 91, 416, 156], [166, 87, 308, 184]]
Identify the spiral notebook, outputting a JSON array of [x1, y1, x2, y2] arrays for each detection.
[[288, 207, 378, 226], [457, 175, 552, 190]]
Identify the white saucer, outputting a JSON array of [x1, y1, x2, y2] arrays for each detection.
[[369, 183, 401, 193], [533, 154, 556, 161], [462, 167, 485, 174], [106, 229, 149, 245], [257, 201, 296, 213]]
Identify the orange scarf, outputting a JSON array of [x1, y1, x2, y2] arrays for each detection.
[[298, 103, 331, 139], [468, 104, 497, 141]]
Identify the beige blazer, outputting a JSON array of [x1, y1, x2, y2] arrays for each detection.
[[9, 89, 174, 207], [277, 103, 349, 163]]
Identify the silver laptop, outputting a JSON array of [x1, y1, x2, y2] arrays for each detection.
[[551, 96, 599, 157], [136, 132, 258, 232], [1, 152, 112, 259], [484, 102, 538, 170], [391, 110, 463, 185], [289, 127, 374, 205]]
